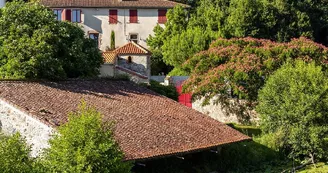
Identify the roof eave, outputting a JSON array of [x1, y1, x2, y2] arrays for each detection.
[[126, 137, 252, 161]]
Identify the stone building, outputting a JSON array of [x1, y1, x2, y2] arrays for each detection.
[[100, 41, 151, 83], [0, 80, 250, 160]]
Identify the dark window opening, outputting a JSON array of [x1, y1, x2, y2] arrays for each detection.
[[129, 34, 138, 44], [127, 56, 132, 63], [89, 33, 99, 48]]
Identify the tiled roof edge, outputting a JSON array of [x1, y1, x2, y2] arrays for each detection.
[[126, 137, 252, 161], [115, 66, 148, 79]]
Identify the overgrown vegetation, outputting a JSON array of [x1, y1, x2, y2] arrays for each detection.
[[0, 1, 103, 80], [140, 80, 179, 101]]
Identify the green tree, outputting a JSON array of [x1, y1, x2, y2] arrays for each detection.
[[147, 0, 328, 75], [41, 102, 132, 173], [162, 27, 214, 69], [0, 1, 102, 80], [0, 133, 33, 173], [181, 37, 328, 122], [110, 30, 115, 50], [256, 60, 328, 163], [147, 5, 188, 74]]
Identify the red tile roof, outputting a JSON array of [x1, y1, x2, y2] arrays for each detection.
[[115, 42, 151, 55], [40, 0, 189, 8], [0, 80, 250, 161]]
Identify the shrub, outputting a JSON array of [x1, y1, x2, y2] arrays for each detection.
[[256, 60, 328, 163], [141, 80, 179, 101], [41, 102, 132, 173], [0, 133, 33, 173]]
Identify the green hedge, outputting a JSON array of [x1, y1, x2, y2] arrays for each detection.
[[140, 80, 179, 101]]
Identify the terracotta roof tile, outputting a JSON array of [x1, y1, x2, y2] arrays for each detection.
[[40, 0, 189, 8], [115, 42, 151, 55], [103, 51, 117, 64], [0, 80, 250, 161]]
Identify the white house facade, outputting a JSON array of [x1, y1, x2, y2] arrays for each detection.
[[0, 0, 5, 8], [41, 0, 188, 51]]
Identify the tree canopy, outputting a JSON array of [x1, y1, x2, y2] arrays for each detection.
[[147, 0, 328, 75], [256, 60, 328, 163], [0, 1, 103, 80], [181, 37, 328, 105]]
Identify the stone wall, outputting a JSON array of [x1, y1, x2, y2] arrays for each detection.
[[99, 64, 115, 77], [117, 55, 149, 76], [0, 99, 53, 157], [192, 96, 259, 124], [116, 67, 149, 83]]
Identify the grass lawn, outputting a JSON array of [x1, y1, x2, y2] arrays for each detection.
[[298, 162, 328, 173]]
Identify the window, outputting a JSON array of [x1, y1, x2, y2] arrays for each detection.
[[158, 9, 167, 24], [65, 9, 71, 21], [53, 9, 62, 21], [109, 10, 118, 24], [129, 34, 138, 43], [89, 33, 99, 47], [72, 9, 81, 23], [129, 10, 138, 23]]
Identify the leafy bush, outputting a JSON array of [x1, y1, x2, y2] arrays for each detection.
[[257, 60, 328, 162], [0, 133, 34, 173], [141, 80, 179, 101], [41, 102, 132, 172], [0, 1, 103, 80]]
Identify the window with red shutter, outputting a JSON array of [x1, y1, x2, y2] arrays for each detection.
[[109, 10, 118, 24], [65, 9, 71, 22], [129, 10, 138, 23], [158, 9, 167, 24]]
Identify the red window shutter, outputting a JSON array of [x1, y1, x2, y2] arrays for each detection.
[[65, 9, 71, 21], [129, 10, 138, 23], [158, 9, 167, 24], [109, 10, 118, 24]]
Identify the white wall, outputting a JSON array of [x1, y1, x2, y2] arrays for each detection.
[[0, 99, 53, 157], [0, 0, 5, 8], [81, 8, 165, 51]]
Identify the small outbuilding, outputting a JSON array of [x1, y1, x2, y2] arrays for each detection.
[[100, 42, 151, 83]]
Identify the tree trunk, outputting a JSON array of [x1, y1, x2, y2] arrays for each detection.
[[309, 152, 316, 168]]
